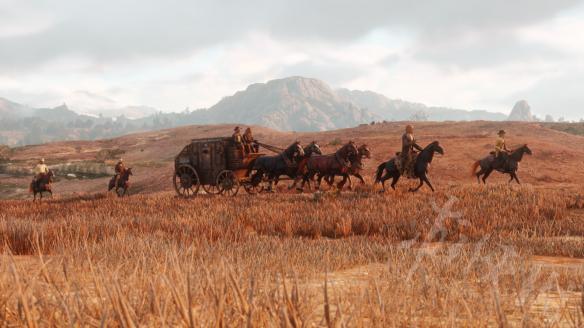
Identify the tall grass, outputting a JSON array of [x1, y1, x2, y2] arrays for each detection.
[[0, 185, 583, 326]]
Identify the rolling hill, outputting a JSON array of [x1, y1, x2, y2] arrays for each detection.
[[1, 77, 513, 146]]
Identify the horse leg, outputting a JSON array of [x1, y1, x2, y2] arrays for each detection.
[[482, 169, 493, 184], [512, 172, 521, 185], [409, 177, 424, 192], [390, 174, 400, 190], [379, 172, 392, 192], [422, 175, 435, 192], [337, 175, 348, 190], [475, 168, 484, 184]]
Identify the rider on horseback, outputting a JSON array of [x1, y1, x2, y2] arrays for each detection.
[[494, 130, 510, 169], [400, 125, 423, 178], [114, 158, 126, 192], [32, 158, 49, 189]]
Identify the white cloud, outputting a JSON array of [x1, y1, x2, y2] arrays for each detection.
[[1, 0, 584, 119]]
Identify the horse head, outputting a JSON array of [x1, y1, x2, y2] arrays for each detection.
[[285, 142, 304, 161], [427, 141, 444, 155], [358, 144, 371, 159], [126, 167, 133, 176], [47, 170, 55, 183], [522, 144, 532, 155], [304, 142, 322, 157]]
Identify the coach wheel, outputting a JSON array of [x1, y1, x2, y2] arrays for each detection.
[[202, 183, 221, 195], [217, 170, 240, 197], [174, 165, 200, 198], [244, 170, 265, 195]]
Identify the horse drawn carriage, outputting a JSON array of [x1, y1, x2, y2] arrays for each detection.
[[173, 137, 264, 197]]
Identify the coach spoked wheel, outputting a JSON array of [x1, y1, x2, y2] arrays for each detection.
[[244, 170, 264, 195], [217, 170, 240, 196], [202, 183, 221, 195], [174, 164, 200, 198]]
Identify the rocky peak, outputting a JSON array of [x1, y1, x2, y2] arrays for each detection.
[[508, 100, 534, 122]]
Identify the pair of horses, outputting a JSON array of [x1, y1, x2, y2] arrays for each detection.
[[375, 141, 532, 192], [31, 168, 133, 201], [251, 141, 366, 192]]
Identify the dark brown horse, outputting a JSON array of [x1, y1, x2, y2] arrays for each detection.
[[375, 141, 444, 192], [472, 145, 532, 184], [323, 144, 371, 190], [108, 167, 133, 196], [30, 170, 54, 201], [251, 142, 305, 192], [296, 142, 359, 191]]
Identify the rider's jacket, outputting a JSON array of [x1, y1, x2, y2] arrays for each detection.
[[401, 133, 422, 156], [34, 164, 49, 175], [232, 132, 242, 144], [115, 162, 125, 174], [495, 137, 506, 156]]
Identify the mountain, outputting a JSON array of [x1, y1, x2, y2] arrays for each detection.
[[0, 97, 33, 119], [203, 77, 377, 131], [1, 76, 517, 146], [508, 100, 534, 122], [336, 89, 507, 121]]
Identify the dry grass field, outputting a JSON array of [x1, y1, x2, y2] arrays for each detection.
[[1, 121, 584, 326]]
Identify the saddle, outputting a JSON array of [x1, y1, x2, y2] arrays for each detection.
[[395, 152, 418, 179]]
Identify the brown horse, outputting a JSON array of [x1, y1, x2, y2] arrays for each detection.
[[472, 145, 532, 184], [324, 144, 371, 190], [296, 141, 359, 191], [375, 141, 444, 192], [108, 168, 133, 196], [30, 170, 54, 201]]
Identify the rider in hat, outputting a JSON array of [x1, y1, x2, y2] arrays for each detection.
[[401, 125, 423, 177], [114, 158, 126, 191], [232, 126, 245, 154], [494, 129, 510, 168], [32, 158, 49, 188]]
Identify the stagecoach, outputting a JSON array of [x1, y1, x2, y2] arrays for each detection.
[[173, 137, 265, 197]]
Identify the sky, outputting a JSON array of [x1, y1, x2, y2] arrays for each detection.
[[1, 0, 584, 120]]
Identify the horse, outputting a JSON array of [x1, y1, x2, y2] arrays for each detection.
[[30, 170, 54, 201], [297, 141, 359, 191], [284, 142, 323, 190], [323, 144, 371, 190], [108, 167, 133, 196], [375, 141, 444, 192], [471, 145, 532, 184], [251, 142, 305, 192]]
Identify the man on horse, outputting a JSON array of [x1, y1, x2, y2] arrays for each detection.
[[400, 125, 423, 178], [114, 158, 126, 192], [32, 158, 49, 189], [494, 129, 510, 169]]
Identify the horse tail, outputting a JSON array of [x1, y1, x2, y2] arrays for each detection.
[[374, 162, 386, 183], [471, 160, 481, 177]]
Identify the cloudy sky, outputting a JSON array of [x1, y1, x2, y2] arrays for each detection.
[[1, 0, 584, 119]]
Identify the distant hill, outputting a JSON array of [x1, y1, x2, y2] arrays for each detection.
[[336, 89, 507, 121], [202, 77, 377, 131], [1, 76, 513, 146], [507, 100, 534, 122]]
